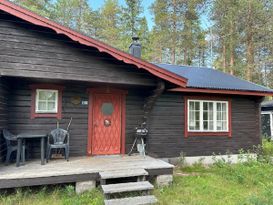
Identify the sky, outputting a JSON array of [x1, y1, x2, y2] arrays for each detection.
[[88, 0, 155, 30]]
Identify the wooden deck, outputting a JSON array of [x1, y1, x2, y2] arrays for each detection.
[[0, 155, 173, 189]]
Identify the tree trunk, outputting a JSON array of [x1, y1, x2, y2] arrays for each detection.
[[170, 0, 177, 65], [171, 47, 176, 64], [222, 43, 226, 72], [229, 19, 235, 75], [230, 51, 234, 75], [246, 1, 254, 81], [184, 48, 188, 65]]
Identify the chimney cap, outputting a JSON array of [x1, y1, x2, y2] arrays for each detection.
[[132, 36, 139, 41]]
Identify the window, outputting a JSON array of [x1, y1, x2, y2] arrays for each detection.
[[35, 89, 58, 113], [261, 112, 273, 138], [30, 84, 64, 119], [187, 99, 230, 133]]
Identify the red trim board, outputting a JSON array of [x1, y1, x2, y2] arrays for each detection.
[[170, 87, 273, 97]]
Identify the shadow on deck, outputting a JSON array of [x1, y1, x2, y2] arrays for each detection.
[[0, 155, 174, 189]]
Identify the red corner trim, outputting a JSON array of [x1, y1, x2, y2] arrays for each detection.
[[87, 93, 93, 156], [170, 87, 273, 97], [121, 94, 126, 155], [0, 0, 188, 87], [30, 84, 64, 119], [87, 88, 127, 156], [184, 96, 232, 138]]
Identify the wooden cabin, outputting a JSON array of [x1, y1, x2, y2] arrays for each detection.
[[0, 0, 273, 163]]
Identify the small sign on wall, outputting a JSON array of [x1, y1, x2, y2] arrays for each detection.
[[81, 100, 88, 105]]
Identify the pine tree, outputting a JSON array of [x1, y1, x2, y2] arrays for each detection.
[[120, 0, 143, 52], [98, 0, 122, 48], [51, 0, 99, 38], [151, 0, 206, 65], [12, 0, 52, 17]]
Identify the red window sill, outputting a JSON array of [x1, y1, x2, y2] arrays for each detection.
[[186, 131, 232, 137], [31, 113, 61, 119]]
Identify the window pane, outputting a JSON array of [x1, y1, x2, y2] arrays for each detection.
[[38, 102, 47, 111], [203, 111, 208, 121], [203, 102, 208, 110], [38, 91, 48, 100], [209, 102, 213, 111], [196, 111, 200, 120], [223, 111, 227, 120], [209, 121, 214, 130], [195, 102, 200, 110], [189, 102, 194, 110], [222, 103, 226, 111], [203, 121, 208, 130], [217, 103, 221, 111], [195, 121, 200, 130], [217, 121, 222, 130], [101, 102, 114, 115], [222, 121, 227, 130], [47, 92, 56, 100], [47, 102, 56, 111]]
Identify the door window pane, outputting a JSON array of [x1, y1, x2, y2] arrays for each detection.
[[101, 102, 114, 115]]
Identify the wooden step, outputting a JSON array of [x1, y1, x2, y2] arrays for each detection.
[[104, 195, 158, 205], [99, 168, 148, 180], [102, 181, 154, 195]]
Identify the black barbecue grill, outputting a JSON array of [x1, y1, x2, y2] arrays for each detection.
[[128, 122, 148, 156]]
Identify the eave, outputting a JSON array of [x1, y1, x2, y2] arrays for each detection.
[[169, 87, 273, 97]]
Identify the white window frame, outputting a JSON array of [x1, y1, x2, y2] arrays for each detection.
[[261, 111, 273, 138], [187, 99, 229, 132], [35, 89, 58, 113]]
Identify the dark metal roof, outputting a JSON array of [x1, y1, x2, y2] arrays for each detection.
[[155, 63, 273, 93], [262, 100, 273, 108]]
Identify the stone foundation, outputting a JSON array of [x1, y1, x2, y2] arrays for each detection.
[[155, 174, 173, 187], [75, 180, 96, 194]]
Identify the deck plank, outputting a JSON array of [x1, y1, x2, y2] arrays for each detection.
[[104, 195, 158, 205], [99, 168, 148, 180], [0, 155, 173, 189], [102, 181, 154, 194]]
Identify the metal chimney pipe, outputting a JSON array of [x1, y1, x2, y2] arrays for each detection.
[[129, 37, 141, 58]]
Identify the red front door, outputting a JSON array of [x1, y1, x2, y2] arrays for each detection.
[[91, 93, 122, 155]]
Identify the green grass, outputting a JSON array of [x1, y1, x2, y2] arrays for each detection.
[[155, 162, 273, 205], [2, 141, 273, 205], [0, 186, 104, 205]]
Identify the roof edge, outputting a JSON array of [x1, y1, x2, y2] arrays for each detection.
[[169, 87, 273, 97], [0, 0, 188, 87]]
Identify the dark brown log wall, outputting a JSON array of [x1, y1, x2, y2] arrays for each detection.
[[147, 93, 262, 158], [6, 79, 145, 158], [0, 11, 156, 87], [8, 80, 89, 157], [2, 79, 263, 159], [0, 78, 9, 161]]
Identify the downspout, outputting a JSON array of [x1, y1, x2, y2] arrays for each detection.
[[128, 80, 165, 156], [143, 80, 165, 124], [141, 80, 165, 155]]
